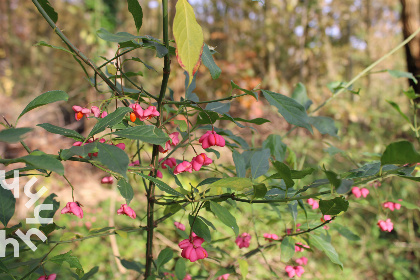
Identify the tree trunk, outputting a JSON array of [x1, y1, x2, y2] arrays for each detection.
[[400, 0, 420, 93]]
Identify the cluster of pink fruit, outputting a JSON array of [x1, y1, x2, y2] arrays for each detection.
[[61, 202, 136, 220], [175, 220, 312, 278], [72, 105, 108, 120]]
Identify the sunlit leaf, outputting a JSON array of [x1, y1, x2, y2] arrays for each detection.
[[173, 0, 204, 86]]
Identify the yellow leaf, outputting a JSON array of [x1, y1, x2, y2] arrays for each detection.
[[115, 230, 127, 239], [238, 258, 249, 280], [107, 64, 117, 75], [173, 0, 204, 86]]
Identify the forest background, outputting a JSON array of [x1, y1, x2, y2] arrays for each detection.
[[0, 0, 420, 279]]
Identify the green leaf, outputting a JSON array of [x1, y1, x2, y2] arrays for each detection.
[[345, 162, 380, 179], [117, 179, 134, 205], [80, 266, 99, 280], [386, 100, 411, 123], [387, 69, 418, 84], [0, 127, 32, 143], [137, 173, 184, 197], [35, 41, 73, 54], [381, 141, 420, 165], [232, 150, 246, 178], [18, 90, 68, 121], [39, 223, 61, 236], [398, 175, 420, 182], [238, 258, 249, 280], [251, 149, 271, 179], [262, 90, 313, 132], [188, 214, 211, 242], [173, 0, 204, 85], [96, 143, 129, 178], [175, 258, 186, 280], [143, 39, 169, 58], [272, 161, 294, 189], [197, 178, 221, 188], [88, 107, 132, 138], [319, 197, 349, 215], [96, 28, 138, 42], [49, 250, 84, 274], [330, 224, 360, 241], [280, 236, 295, 262], [288, 201, 298, 225], [113, 125, 169, 147], [37, 123, 84, 141], [38, 0, 58, 23], [391, 199, 420, 210], [120, 259, 144, 273], [89, 227, 114, 235], [208, 177, 252, 191], [39, 193, 60, 220], [291, 82, 312, 110], [0, 187, 15, 227], [323, 170, 341, 189], [262, 134, 287, 161], [156, 248, 173, 272], [403, 87, 419, 99], [127, 0, 143, 32], [205, 102, 231, 114], [309, 116, 338, 137], [0, 259, 9, 273], [290, 168, 315, 179], [231, 80, 258, 99], [209, 201, 239, 236], [252, 183, 267, 199], [61, 142, 98, 160], [202, 44, 221, 79], [220, 116, 270, 125], [310, 235, 343, 269], [197, 111, 219, 124], [127, 57, 156, 71], [174, 120, 188, 132], [12, 153, 65, 175], [336, 179, 354, 194]]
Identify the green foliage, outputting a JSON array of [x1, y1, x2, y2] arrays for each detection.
[[250, 149, 270, 179], [49, 251, 84, 276], [5, 0, 420, 279], [262, 90, 313, 132], [202, 44, 222, 80], [18, 90, 68, 122], [0, 187, 15, 227], [156, 248, 173, 272], [113, 125, 169, 146], [309, 235, 343, 269], [117, 179, 134, 205], [127, 0, 143, 33], [280, 236, 295, 262], [88, 107, 132, 138], [37, 123, 84, 141], [0, 128, 32, 143], [319, 197, 349, 215], [96, 142, 129, 178], [381, 140, 420, 165], [209, 201, 239, 236], [137, 173, 184, 197], [189, 215, 211, 242]]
